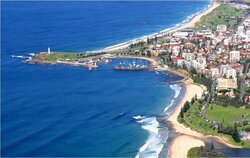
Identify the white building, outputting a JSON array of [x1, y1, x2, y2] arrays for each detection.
[[226, 68, 237, 79], [244, 17, 250, 27], [229, 51, 240, 63], [217, 25, 227, 32], [197, 57, 206, 70], [48, 47, 50, 54], [177, 59, 185, 67], [237, 26, 245, 35], [173, 32, 189, 38], [197, 29, 212, 36], [210, 68, 220, 78], [172, 46, 180, 56], [220, 64, 230, 76], [191, 60, 198, 69], [184, 53, 195, 61], [246, 30, 250, 38]]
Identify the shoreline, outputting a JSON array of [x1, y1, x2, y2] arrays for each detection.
[[166, 77, 241, 158], [98, 1, 219, 53]]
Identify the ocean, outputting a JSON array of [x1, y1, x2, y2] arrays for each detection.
[[4, 1, 248, 157]]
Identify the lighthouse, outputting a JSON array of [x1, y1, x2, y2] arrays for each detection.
[[48, 47, 51, 54]]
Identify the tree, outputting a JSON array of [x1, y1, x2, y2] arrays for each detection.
[[180, 108, 184, 118], [183, 101, 190, 113], [191, 97, 195, 104], [232, 123, 240, 142], [210, 142, 214, 150]]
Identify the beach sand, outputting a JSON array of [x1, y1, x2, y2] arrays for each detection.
[[101, 2, 220, 53], [167, 80, 206, 158], [170, 2, 220, 31]]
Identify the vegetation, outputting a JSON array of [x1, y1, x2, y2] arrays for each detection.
[[179, 101, 191, 120], [195, 4, 245, 30], [45, 52, 106, 61], [179, 101, 250, 147], [192, 74, 213, 91], [213, 95, 245, 108], [187, 145, 225, 158], [159, 38, 170, 44], [179, 101, 218, 135], [46, 53, 78, 61], [206, 104, 250, 131], [176, 65, 213, 90]]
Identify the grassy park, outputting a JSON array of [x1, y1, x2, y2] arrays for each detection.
[[195, 4, 245, 30], [180, 102, 218, 135], [206, 104, 250, 131], [179, 101, 250, 147]]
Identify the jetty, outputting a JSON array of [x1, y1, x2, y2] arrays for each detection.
[[113, 65, 149, 71]]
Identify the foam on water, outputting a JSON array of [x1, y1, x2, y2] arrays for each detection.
[[170, 84, 181, 98], [163, 99, 174, 112], [134, 84, 183, 158], [134, 116, 165, 158], [164, 84, 182, 113], [11, 55, 30, 59]]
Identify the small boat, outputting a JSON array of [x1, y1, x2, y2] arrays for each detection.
[[92, 62, 98, 68]]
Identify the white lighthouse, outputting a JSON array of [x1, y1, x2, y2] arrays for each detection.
[[48, 47, 51, 54]]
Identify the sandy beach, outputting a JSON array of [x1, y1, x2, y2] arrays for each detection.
[[101, 2, 220, 53], [169, 2, 220, 32], [167, 79, 205, 158]]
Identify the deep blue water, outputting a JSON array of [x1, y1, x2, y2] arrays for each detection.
[[2, 1, 234, 157]]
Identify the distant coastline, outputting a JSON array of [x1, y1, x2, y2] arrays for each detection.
[[96, 0, 217, 53]]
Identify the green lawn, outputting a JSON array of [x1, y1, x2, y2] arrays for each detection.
[[45, 53, 79, 61], [187, 147, 200, 158], [206, 104, 250, 131], [195, 4, 245, 30]]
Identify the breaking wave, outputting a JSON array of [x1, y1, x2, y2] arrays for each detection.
[[133, 116, 167, 158]]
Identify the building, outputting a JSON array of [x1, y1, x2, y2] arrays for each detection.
[[210, 68, 220, 78], [226, 68, 237, 79], [173, 32, 189, 38], [177, 59, 185, 67], [196, 57, 207, 70], [48, 47, 51, 54], [246, 30, 250, 38], [184, 53, 195, 61], [197, 29, 212, 36], [229, 51, 240, 63], [237, 26, 245, 35], [217, 78, 237, 91], [220, 64, 230, 76], [216, 25, 227, 32], [172, 46, 180, 56], [243, 16, 250, 27]]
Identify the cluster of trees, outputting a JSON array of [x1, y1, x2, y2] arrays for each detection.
[[213, 95, 245, 108], [129, 36, 161, 49], [158, 51, 170, 64], [179, 101, 191, 119], [187, 143, 225, 158], [218, 123, 241, 142], [183, 66, 213, 91], [76, 52, 106, 58]]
